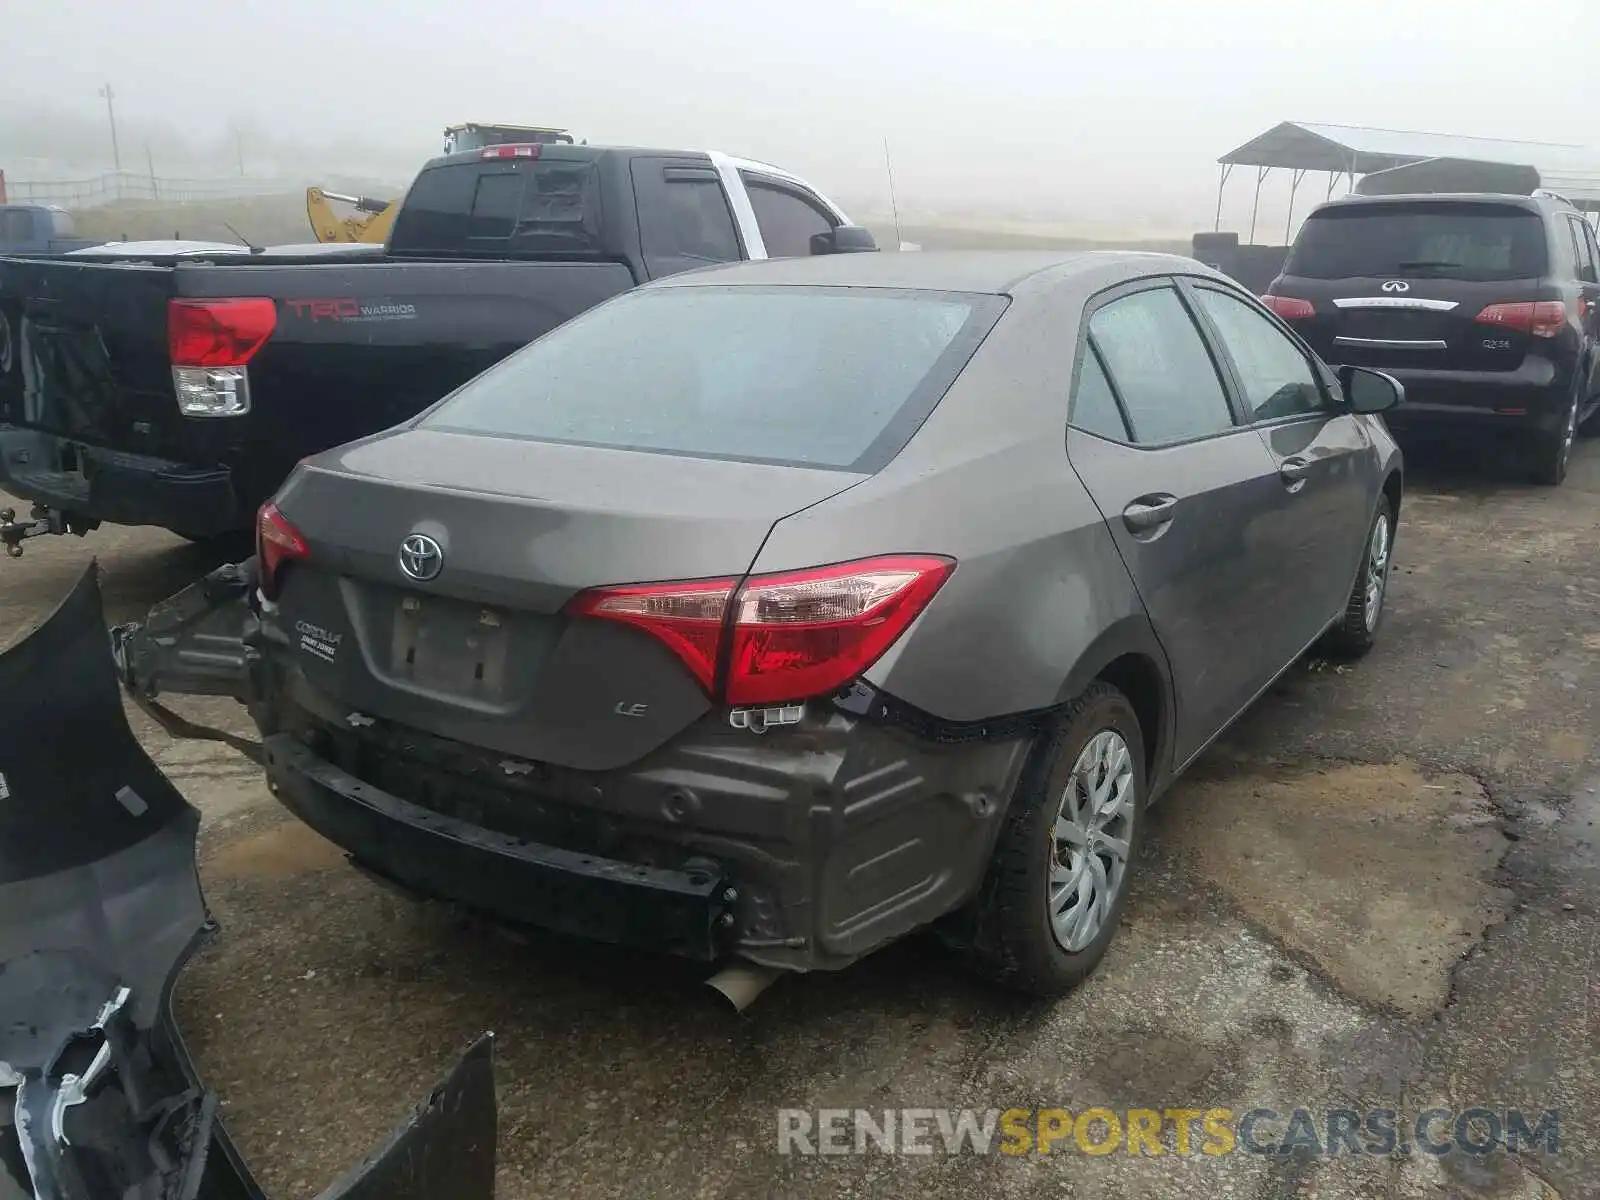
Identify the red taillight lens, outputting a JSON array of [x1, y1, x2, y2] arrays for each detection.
[[481, 144, 541, 159], [1474, 300, 1568, 339], [565, 555, 956, 706], [1261, 294, 1315, 320], [565, 577, 737, 692], [724, 556, 955, 705], [256, 501, 309, 600], [168, 298, 277, 367]]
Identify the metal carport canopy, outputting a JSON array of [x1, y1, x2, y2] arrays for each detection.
[[1214, 121, 1600, 235]]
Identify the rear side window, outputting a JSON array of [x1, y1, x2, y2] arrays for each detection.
[[391, 160, 603, 254], [1069, 349, 1130, 441], [742, 176, 836, 257], [1089, 287, 1236, 444], [0, 210, 34, 243], [420, 287, 1003, 471], [634, 161, 743, 277], [1567, 217, 1597, 283], [1286, 204, 1548, 282]]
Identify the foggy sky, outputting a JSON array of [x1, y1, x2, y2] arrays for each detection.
[[6, 0, 1597, 235]]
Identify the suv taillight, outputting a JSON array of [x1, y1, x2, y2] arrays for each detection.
[[1262, 294, 1315, 320], [566, 555, 956, 706], [167, 297, 277, 416], [1473, 300, 1568, 339], [256, 501, 308, 600]]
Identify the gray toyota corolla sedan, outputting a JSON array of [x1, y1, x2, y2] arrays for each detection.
[[248, 250, 1404, 997]]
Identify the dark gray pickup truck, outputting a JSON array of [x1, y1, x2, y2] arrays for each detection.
[[0, 204, 97, 256], [0, 146, 872, 553]]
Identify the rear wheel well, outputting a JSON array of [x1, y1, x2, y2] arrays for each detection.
[[1094, 653, 1163, 784]]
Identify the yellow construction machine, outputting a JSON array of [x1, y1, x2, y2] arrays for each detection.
[[305, 188, 398, 244]]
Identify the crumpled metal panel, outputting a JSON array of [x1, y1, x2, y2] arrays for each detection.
[[0, 564, 497, 1200]]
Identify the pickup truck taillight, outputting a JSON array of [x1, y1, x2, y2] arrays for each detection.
[[168, 298, 277, 417], [565, 554, 956, 705]]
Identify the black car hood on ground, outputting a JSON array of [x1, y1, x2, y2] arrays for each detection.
[[0, 564, 498, 1200]]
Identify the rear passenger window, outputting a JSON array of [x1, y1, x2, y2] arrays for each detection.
[[1192, 287, 1327, 421], [1567, 218, 1597, 283], [1070, 349, 1130, 441], [662, 177, 741, 262], [1089, 287, 1236, 444]]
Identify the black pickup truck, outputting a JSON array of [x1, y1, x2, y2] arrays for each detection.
[[0, 144, 871, 552]]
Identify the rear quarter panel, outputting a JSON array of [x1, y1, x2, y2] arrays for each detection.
[[749, 268, 1164, 730]]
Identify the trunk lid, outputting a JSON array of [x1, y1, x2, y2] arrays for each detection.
[[271, 429, 866, 771]]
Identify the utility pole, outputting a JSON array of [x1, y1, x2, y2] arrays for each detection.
[[236, 130, 245, 176], [99, 84, 122, 172]]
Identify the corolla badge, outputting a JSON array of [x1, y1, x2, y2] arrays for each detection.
[[1380, 280, 1410, 293], [398, 533, 444, 581]]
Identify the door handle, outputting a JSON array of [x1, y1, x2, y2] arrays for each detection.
[[1122, 495, 1178, 533], [1279, 457, 1309, 485]]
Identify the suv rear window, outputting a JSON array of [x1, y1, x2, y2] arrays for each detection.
[[419, 286, 1003, 471], [390, 160, 603, 255], [1285, 203, 1547, 282]]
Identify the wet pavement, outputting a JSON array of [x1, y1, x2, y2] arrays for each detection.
[[1, 437, 1596, 1199]]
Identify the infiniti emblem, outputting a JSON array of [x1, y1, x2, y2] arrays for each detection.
[[398, 533, 444, 581], [1380, 279, 1410, 293]]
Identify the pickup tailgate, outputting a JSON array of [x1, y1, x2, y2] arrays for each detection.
[[0, 256, 185, 447], [0, 253, 637, 491]]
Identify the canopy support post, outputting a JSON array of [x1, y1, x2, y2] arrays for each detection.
[[1213, 162, 1235, 232], [1248, 166, 1270, 244], [1284, 168, 1307, 242]]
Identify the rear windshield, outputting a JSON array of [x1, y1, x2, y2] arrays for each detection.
[[1285, 203, 1547, 281], [419, 286, 1003, 471], [389, 160, 603, 255]]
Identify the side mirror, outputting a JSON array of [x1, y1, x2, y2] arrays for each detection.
[[1337, 365, 1404, 413], [809, 225, 878, 255]]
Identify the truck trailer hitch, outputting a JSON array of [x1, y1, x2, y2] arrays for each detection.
[[0, 504, 97, 558]]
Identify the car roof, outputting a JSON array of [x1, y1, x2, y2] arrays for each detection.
[[654, 249, 1220, 296]]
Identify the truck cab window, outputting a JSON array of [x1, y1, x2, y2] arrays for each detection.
[[741, 176, 836, 258], [663, 178, 741, 262]]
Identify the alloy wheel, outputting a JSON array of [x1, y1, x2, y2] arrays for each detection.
[[1048, 729, 1136, 952]]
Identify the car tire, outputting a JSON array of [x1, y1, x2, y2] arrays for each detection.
[[1528, 382, 1579, 486], [1322, 494, 1394, 660], [961, 681, 1146, 998]]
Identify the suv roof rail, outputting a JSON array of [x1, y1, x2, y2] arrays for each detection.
[[1531, 188, 1577, 208]]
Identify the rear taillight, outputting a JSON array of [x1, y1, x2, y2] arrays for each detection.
[[481, 144, 541, 159], [1262, 294, 1315, 320], [1473, 300, 1568, 339], [565, 577, 737, 692], [566, 555, 956, 706], [167, 298, 276, 417], [256, 501, 308, 601]]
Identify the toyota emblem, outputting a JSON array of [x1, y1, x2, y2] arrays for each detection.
[[1380, 280, 1410, 293], [398, 533, 444, 581]]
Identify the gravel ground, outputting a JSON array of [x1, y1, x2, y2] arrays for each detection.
[[2, 437, 1596, 1199]]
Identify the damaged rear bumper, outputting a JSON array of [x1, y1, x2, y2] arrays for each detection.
[[261, 674, 1033, 974], [1, 565, 499, 1199]]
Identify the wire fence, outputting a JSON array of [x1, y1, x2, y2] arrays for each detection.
[[5, 171, 327, 209]]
